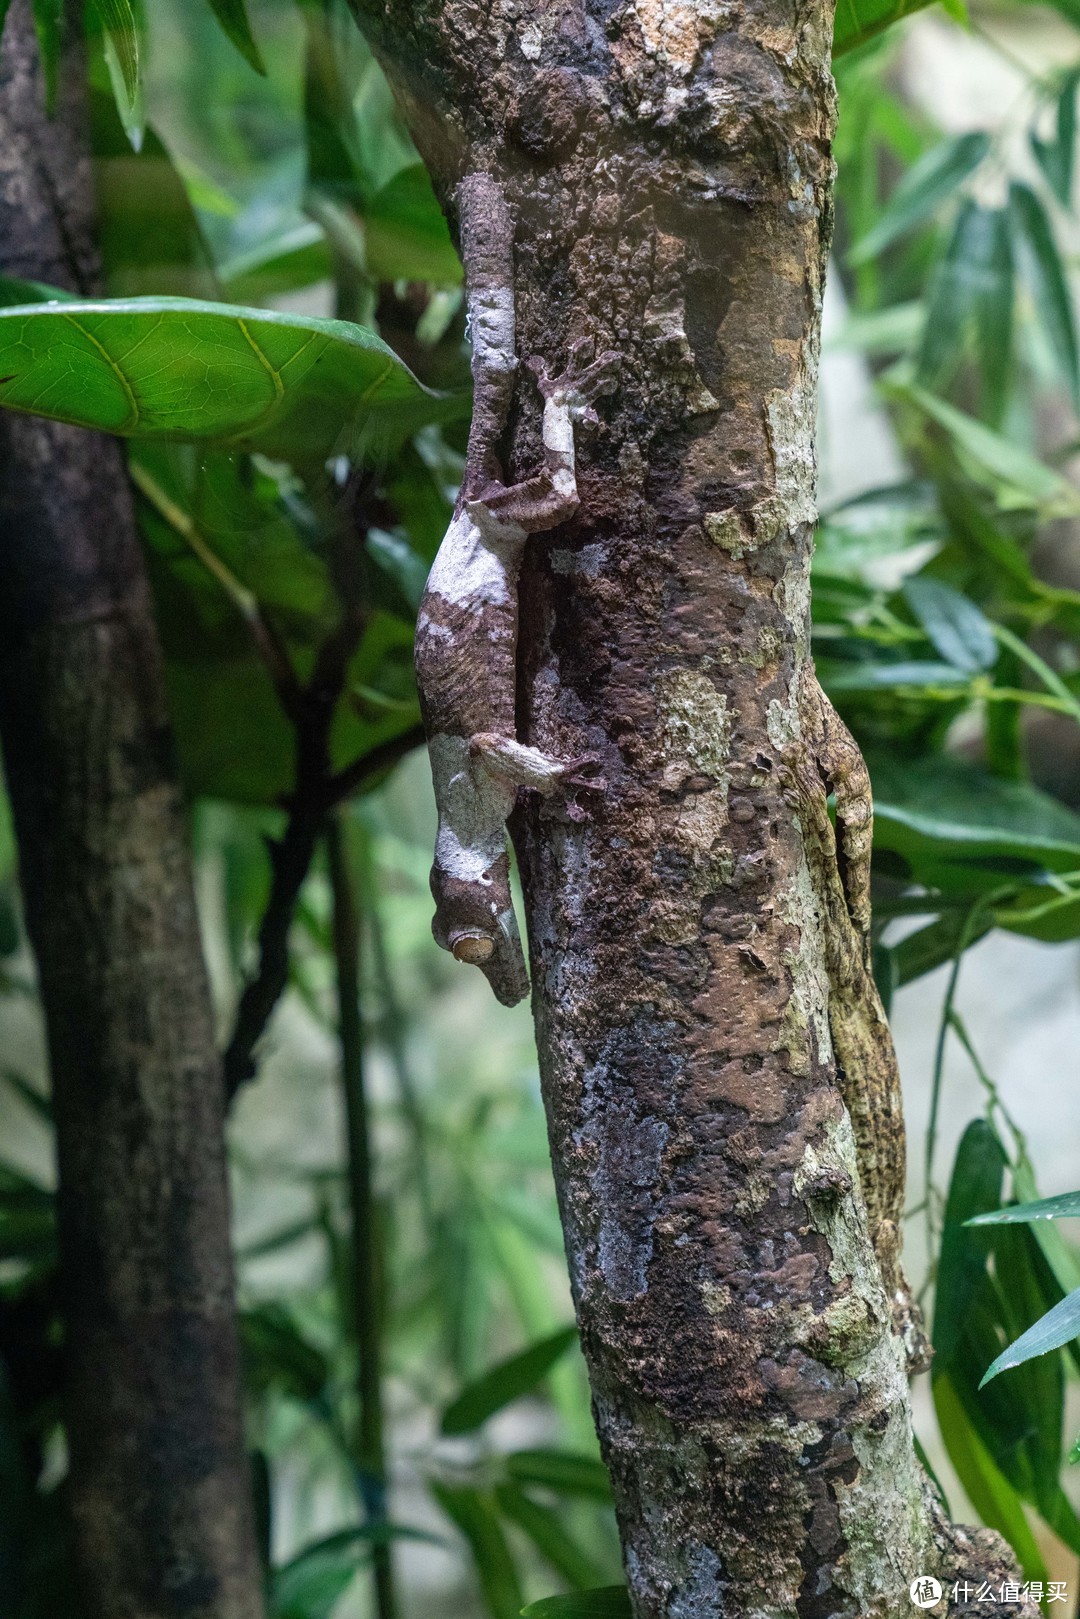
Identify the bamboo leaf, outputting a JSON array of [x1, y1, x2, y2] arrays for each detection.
[[441, 1325, 578, 1436], [832, 0, 968, 59], [969, 1189, 1080, 1226], [430, 1484, 524, 1619], [505, 1451, 613, 1503], [918, 202, 1013, 423], [979, 1286, 1080, 1387], [1009, 181, 1080, 411], [204, 0, 265, 74], [933, 1374, 1048, 1582], [521, 1590, 631, 1619], [848, 133, 990, 266], [0, 297, 459, 460], [894, 381, 1080, 517], [494, 1484, 605, 1590], [1031, 70, 1080, 206]]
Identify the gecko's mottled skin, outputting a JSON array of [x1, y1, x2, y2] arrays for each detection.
[[414, 173, 615, 1005], [789, 671, 931, 1371]]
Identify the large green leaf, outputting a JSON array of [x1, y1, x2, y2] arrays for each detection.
[[0, 298, 459, 461], [933, 1374, 1048, 1584], [440, 1325, 578, 1436], [365, 165, 461, 285], [848, 133, 989, 265]]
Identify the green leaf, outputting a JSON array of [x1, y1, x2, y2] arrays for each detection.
[[892, 381, 1080, 518], [0, 298, 458, 460], [494, 1484, 604, 1590], [824, 659, 970, 691], [892, 909, 993, 987], [903, 578, 997, 673], [440, 1325, 578, 1436], [270, 1525, 436, 1619], [203, 0, 265, 74], [241, 1305, 328, 1403], [365, 166, 461, 285], [848, 133, 990, 266], [933, 1119, 1006, 1367], [832, 0, 969, 58], [917, 202, 1013, 424], [1009, 181, 1080, 411], [505, 1451, 613, 1503], [980, 1286, 1080, 1387], [90, 90, 217, 300], [521, 1589, 631, 1619], [969, 1189, 1080, 1226], [871, 755, 1080, 880], [1031, 70, 1080, 206], [429, 1484, 524, 1619], [31, 0, 61, 108], [933, 1373, 1048, 1583]]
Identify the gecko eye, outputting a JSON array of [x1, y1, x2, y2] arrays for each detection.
[[450, 930, 495, 964]]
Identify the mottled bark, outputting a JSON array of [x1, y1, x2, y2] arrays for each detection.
[[0, 5, 265, 1615], [346, 0, 1032, 1613]]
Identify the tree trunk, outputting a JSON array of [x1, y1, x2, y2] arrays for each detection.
[[346, 0, 1033, 1612], [0, 6, 265, 1616]]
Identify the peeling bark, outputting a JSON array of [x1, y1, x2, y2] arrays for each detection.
[[346, 0, 1031, 1611], [0, 5, 265, 1615]]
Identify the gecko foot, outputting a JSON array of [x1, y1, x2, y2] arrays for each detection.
[[528, 338, 620, 423], [471, 733, 605, 797]]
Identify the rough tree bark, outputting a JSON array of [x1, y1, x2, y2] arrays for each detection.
[[0, 6, 265, 1616], [346, 0, 1033, 1613]]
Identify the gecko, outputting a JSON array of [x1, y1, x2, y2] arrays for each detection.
[[413, 172, 617, 1007], [787, 670, 932, 1373]]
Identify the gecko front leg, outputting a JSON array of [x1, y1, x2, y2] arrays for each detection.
[[414, 172, 615, 1006]]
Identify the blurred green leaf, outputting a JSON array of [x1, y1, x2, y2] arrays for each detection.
[[933, 1118, 1006, 1367], [494, 1484, 604, 1590], [1031, 70, 1079, 207], [917, 202, 1013, 423], [933, 1373, 1048, 1583], [505, 1451, 613, 1503], [365, 166, 460, 285], [31, 0, 61, 107], [1009, 180, 1080, 410], [903, 578, 997, 673], [441, 1325, 578, 1436], [241, 1305, 328, 1403], [0, 298, 457, 461], [430, 1483, 524, 1619], [204, 0, 265, 75], [979, 1286, 1080, 1388], [521, 1589, 631, 1619], [848, 133, 989, 266]]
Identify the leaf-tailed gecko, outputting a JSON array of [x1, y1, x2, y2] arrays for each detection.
[[414, 173, 616, 1006]]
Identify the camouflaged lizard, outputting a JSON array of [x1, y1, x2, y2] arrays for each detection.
[[788, 670, 931, 1372], [414, 173, 615, 1006]]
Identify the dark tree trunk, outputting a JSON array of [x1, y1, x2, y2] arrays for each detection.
[[0, 5, 265, 1615], [345, 0, 1032, 1612]]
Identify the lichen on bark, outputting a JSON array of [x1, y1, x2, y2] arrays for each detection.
[[347, 0, 1035, 1610]]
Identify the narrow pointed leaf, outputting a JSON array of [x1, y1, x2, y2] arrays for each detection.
[[1010, 180, 1080, 409], [521, 1590, 631, 1619], [1031, 70, 1080, 206], [494, 1484, 604, 1590], [505, 1450, 613, 1502], [980, 1285, 1080, 1386], [441, 1325, 578, 1435], [0, 297, 459, 459], [205, 0, 265, 74], [969, 1189, 1080, 1225], [91, 0, 140, 108], [849, 133, 990, 266], [917, 202, 1014, 423], [430, 1484, 523, 1619]]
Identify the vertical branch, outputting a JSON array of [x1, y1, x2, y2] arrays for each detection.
[[327, 813, 397, 1619]]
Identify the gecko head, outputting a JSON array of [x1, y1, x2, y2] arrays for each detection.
[[430, 858, 530, 1007]]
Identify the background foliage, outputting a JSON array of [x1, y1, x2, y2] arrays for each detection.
[[3, 0, 1080, 1612]]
